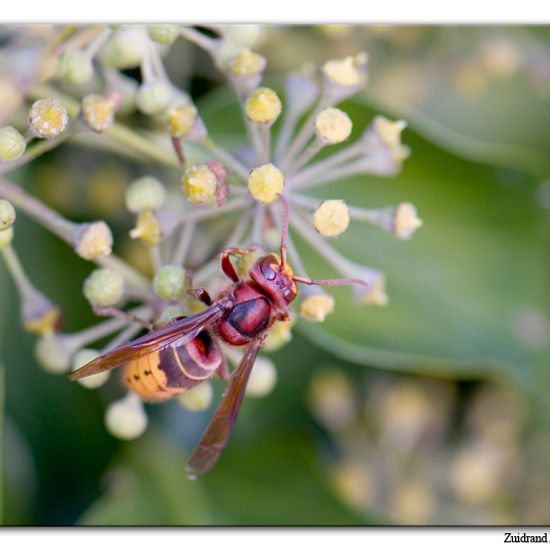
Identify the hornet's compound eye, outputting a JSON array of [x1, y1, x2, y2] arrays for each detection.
[[259, 257, 277, 281]]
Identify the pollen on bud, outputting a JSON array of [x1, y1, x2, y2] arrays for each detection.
[[147, 25, 180, 45], [34, 333, 72, 374], [248, 163, 284, 204], [153, 265, 186, 300], [393, 203, 423, 240], [125, 176, 167, 213], [228, 49, 266, 78], [29, 98, 69, 139], [57, 50, 94, 85], [299, 291, 335, 322], [245, 356, 277, 398], [129, 210, 162, 244], [74, 221, 113, 260], [315, 108, 353, 144], [245, 87, 282, 125], [0, 126, 26, 162], [81, 94, 116, 132], [314, 199, 350, 237], [0, 226, 14, 250], [105, 393, 148, 440], [0, 199, 16, 230], [83, 267, 125, 307], [178, 382, 213, 411], [136, 81, 173, 116], [322, 55, 364, 87], [263, 317, 295, 352], [168, 104, 195, 137], [72, 348, 110, 389], [182, 163, 219, 204]]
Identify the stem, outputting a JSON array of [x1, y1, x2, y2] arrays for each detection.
[[84, 27, 112, 58], [274, 107, 300, 164], [180, 27, 218, 55], [172, 221, 195, 266], [260, 125, 271, 164], [251, 203, 264, 246], [288, 138, 323, 175], [175, 197, 249, 227], [201, 137, 249, 181], [1, 244, 41, 302]]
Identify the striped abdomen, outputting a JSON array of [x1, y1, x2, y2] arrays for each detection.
[[123, 330, 223, 401]]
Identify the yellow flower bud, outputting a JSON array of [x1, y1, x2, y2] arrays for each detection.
[[299, 292, 335, 322], [81, 94, 116, 132], [129, 210, 162, 244], [263, 318, 294, 352], [74, 221, 113, 260], [229, 49, 266, 77], [83, 268, 125, 307], [248, 163, 284, 204], [315, 108, 352, 144], [182, 163, 217, 204], [105, 394, 148, 440], [373, 115, 407, 160], [0, 199, 16, 230], [245, 356, 277, 398], [29, 98, 69, 139], [393, 203, 423, 240], [147, 25, 180, 45], [125, 176, 167, 213], [313, 200, 350, 237], [0, 126, 26, 162], [0, 226, 14, 250], [72, 349, 110, 389], [178, 382, 213, 411], [245, 88, 282, 125], [167, 104, 197, 138], [57, 50, 94, 84], [322, 55, 362, 87]]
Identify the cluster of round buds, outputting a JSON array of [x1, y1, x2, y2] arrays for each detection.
[[322, 52, 368, 102], [71, 348, 110, 389], [136, 81, 173, 116], [313, 199, 350, 238], [314, 108, 353, 145], [245, 87, 282, 125], [83, 267, 125, 307], [57, 50, 94, 85], [178, 382, 213, 411], [167, 104, 206, 142], [0, 126, 26, 162], [105, 393, 148, 440], [153, 265, 186, 301], [0, 199, 16, 250], [182, 161, 229, 205], [299, 288, 335, 322], [73, 221, 113, 260], [147, 25, 180, 45], [81, 94, 117, 133], [248, 163, 285, 204], [28, 98, 69, 139]]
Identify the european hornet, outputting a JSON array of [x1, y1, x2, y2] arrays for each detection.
[[70, 196, 367, 478]]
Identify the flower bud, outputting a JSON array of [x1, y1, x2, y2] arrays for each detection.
[[322, 53, 367, 102], [167, 104, 206, 141], [235, 248, 262, 278], [0, 226, 14, 250], [393, 203, 423, 240], [57, 50, 94, 84], [74, 221, 113, 260], [223, 25, 266, 48], [182, 162, 228, 205], [245, 87, 282, 125], [125, 176, 167, 213], [83, 268, 125, 307], [245, 356, 277, 398], [29, 98, 69, 139], [248, 163, 284, 204], [263, 318, 294, 352], [178, 382, 213, 411], [147, 25, 180, 45], [72, 348, 110, 389], [225, 49, 266, 97], [314, 199, 350, 237], [34, 333, 72, 374], [100, 27, 148, 70], [81, 94, 116, 132], [105, 393, 148, 440], [367, 115, 409, 161], [299, 290, 335, 322], [136, 81, 173, 116], [22, 294, 62, 336], [0, 126, 26, 162], [153, 265, 186, 300], [315, 108, 352, 144], [129, 210, 162, 244], [0, 200, 16, 230]]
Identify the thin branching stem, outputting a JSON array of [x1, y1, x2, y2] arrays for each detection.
[[201, 137, 249, 181]]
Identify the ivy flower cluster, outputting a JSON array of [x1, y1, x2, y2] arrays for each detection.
[[0, 25, 422, 441]]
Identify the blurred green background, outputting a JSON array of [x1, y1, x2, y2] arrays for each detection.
[[1, 25, 550, 525]]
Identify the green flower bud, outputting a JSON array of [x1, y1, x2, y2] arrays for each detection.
[[100, 27, 148, 70], [83, 268, 125, 307], [0, 200, 16, 230], [0, 126, 26, 162], [72, 348, 111, 389], [125, 176, 167, 213], [34, 333, 72, 374], [147, 25, 179, 45], [178, 382, 213, 411], [245, 356, 277, 397], [57, 50, 94, 84], [105, 393, 148, 440], [153, 265, 186, 300], [136, 81, 173, 116], [0, 226, 14, 250]]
